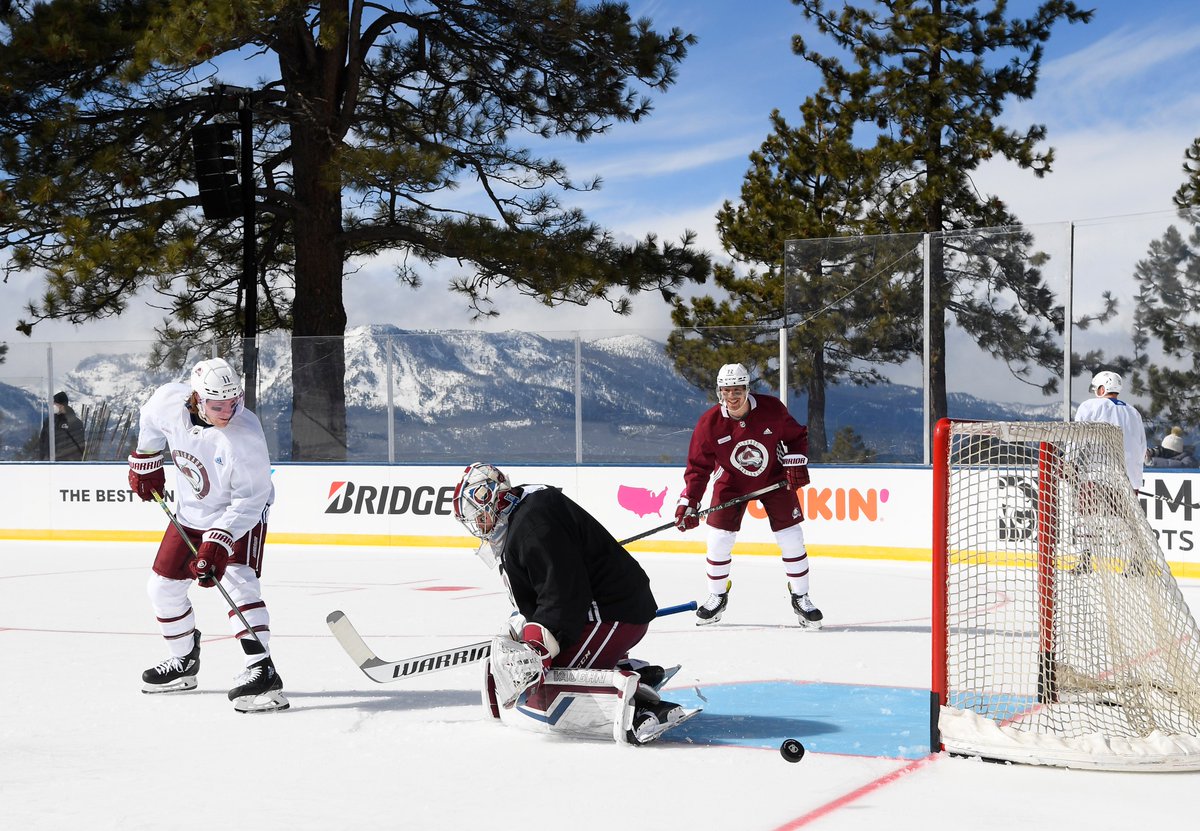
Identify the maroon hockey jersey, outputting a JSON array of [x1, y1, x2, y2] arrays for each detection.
[[680, 394, 808, 530]]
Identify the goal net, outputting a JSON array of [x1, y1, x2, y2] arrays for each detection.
[[931, 418, 1200, 770]]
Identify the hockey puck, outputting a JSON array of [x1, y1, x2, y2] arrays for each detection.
[[780, 738, 806, 763]]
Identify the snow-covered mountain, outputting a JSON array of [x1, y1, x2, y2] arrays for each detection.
[[0, 325, 1068, 463]]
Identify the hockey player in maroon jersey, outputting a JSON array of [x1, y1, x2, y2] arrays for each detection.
[[128, 357, 288, 712], [453, 462, 692, 743], [675, 363, 823, 628]]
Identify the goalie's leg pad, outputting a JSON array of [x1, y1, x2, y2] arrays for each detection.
[[496, 667, 640, 743]]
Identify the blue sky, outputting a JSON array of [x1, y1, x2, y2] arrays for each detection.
[[4, 0, 1200, 394]]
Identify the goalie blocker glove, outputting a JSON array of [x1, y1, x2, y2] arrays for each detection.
[[128, 450, 166, 501]]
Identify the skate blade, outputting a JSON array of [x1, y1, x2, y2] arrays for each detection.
[[629, 707, 702, 745], [142, 677, 198, 694], [795, 616, 823, 630], [695, 613, 724, 627], [232, 690, 291, 713]]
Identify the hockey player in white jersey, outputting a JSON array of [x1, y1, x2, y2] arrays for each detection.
[[128, 357, 288, 713]]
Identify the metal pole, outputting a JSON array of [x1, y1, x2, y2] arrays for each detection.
[[1063, 222, 1075, 421], [45, 345, 55, 462], [779, 327, 787, 408], [574, 334, 583, 464], [922, 233, 932, 466], [239, 97, 258, 411], [386, 336, 395, 464]]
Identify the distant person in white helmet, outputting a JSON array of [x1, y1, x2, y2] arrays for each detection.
[[1074, 370, 1146, 490], [675, 363, 822, 628], [127, 357, 288, 713]]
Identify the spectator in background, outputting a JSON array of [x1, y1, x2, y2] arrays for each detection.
[[1146, 426, 1197, 468], [38, 391, 85, 461]]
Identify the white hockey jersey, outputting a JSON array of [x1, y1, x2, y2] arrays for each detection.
[[135, 383, 274, 537], [1074, 395, 1146, 489]]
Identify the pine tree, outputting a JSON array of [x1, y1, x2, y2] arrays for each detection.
[[1129, 137, 1200, 425], [827, 425, 875, 463], [0, 1, 709, 460], [790, 0, 1092, 427], [668, 98, 919, 459]]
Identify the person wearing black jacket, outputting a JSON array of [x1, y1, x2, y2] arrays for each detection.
[[39, 391, 85, 461], [453, 462, 684, 742]]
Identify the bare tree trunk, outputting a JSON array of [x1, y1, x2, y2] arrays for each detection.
[[278, 21, 350, 461], [289, 122, 348, 460]]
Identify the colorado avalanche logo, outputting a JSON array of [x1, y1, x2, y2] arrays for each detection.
[[172, 450, 212, 498], [729, 439, 769, 477]]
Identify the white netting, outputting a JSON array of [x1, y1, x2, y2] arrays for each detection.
[[934, 420, 1200, 770]]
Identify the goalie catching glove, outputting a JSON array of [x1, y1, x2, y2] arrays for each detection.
[[489, 622, 560, 708], [128, 450, 166, 502], [188, 528, 233, 588]]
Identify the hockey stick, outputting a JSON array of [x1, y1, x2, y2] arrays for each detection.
[[617, 479, 790, 546], [152, 492, 267, 651], [328, 601, 699, 684], [1136, 489, 1200, 509]]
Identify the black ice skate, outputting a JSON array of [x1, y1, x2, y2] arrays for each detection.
[[626, 699, 698, 745], [695, 580, 731, 626], [228, 656, 290, 713], [790, 589, 824, 630], [142, 630, 201, 693]]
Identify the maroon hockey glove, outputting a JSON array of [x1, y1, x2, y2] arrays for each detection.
[[127, 451, 165, 502], [782, 453, 810, 489], [674, 498, 699, 532], [189, 529, 233, 588]]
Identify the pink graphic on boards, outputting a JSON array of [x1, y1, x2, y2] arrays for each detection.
[[617, 485, 668, 517]]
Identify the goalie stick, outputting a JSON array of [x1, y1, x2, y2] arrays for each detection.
[[328, 601, 699, 684]]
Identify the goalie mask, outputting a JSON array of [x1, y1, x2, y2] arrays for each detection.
[[454, 462, 519, 559], [190, 357, 244, 425]]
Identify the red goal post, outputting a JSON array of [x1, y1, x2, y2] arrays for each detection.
[[931, 418, 1200, 770]]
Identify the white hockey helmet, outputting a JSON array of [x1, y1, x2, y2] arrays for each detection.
[[716, 363, 750, 391], [1090, 370, 1123, 396], [190, 357, 244, 423], [453, 462, 515, 541]]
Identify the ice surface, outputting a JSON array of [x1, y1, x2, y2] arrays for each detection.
[[2, 542, 1198, 830]]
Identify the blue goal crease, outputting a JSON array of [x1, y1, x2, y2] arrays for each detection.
[[662, 680, 933, 759]]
